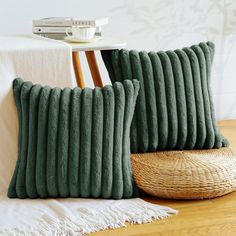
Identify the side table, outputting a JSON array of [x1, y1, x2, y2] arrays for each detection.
[[67, 38, 126, 88]]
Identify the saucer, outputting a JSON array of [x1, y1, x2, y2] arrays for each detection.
[[64, 36, 102, 43]]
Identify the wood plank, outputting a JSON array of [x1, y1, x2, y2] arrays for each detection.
[[91, 120, 236, 236]]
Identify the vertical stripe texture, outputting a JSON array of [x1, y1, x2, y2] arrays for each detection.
[[101, 42, 228, 153], [8, 78, 140, 199]]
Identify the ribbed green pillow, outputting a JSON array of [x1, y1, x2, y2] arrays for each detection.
[[102, 42, 228, 153], [8, 78, 140, 199]]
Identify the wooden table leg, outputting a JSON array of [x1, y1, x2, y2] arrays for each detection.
[[72, 51, 85, 88], [85, 51, 103, 87]]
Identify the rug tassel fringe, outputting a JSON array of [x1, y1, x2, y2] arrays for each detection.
[[0, 198, 177, 236]]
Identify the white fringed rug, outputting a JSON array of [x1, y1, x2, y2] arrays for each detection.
[[0, 197, 177, 235]]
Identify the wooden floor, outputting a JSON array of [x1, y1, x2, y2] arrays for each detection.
[[92, 120, 236, 236]]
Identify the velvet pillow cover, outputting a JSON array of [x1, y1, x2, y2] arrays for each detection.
[[101, 42, 228, 153], [8, 78, 140, 199]]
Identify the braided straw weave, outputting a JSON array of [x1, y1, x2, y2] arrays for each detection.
[[131, 148, 236, 199]]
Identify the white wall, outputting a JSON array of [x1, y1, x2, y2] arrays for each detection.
[[0, 0, 236, 120]]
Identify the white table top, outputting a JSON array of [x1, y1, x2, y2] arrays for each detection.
[[65, 37, 127, 51]]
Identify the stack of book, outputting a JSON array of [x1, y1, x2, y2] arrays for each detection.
[[32, 17, 108, 40]]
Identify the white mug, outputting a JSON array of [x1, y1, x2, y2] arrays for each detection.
[[66, 26, 95, 40]]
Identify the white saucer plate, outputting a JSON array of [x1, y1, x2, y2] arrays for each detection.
[[64, 36, 103, 43]]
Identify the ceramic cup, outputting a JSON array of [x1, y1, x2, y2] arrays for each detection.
[[66, 26, 96, 40]]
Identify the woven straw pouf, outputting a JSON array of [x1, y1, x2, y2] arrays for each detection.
[[131, 148, 236, 199]]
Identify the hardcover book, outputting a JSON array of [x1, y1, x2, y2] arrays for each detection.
[[33, 17, 108, 27], [32, 26, 102, 35]]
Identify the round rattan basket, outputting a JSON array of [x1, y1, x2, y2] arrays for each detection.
[[131, 148, 236, 199]]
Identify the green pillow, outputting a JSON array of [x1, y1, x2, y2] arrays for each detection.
[[101, 42, 228, 153], [8, 78, 140, 199]]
